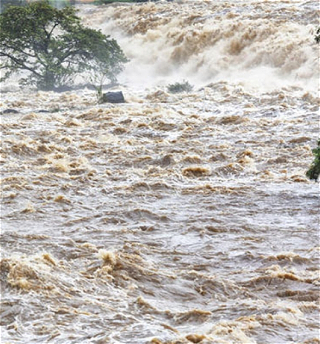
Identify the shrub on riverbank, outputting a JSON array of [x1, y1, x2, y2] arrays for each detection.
[[315, 27, 320, 43], [167, 80, 194, 94], [306, 141, 320, 181]]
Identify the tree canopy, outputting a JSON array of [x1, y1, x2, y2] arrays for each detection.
[[0, 1, 128, 90]]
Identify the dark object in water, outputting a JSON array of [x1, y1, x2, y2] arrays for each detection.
[[306, 140, 320, 181], [1, 108, 19, 114], [100, 91, 125, 104]]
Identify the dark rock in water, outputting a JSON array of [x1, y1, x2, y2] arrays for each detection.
[[37, 109, 51, 113], [1, 109, 19, 114], [100, 91, 125, 104]]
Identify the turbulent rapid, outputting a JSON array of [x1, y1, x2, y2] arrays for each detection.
[[1, 1, 319, 344]]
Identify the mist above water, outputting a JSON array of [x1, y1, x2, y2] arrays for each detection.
[[80, 0, 319, 92]]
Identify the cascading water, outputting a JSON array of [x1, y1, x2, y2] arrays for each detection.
[[1, 1, 319, 343]]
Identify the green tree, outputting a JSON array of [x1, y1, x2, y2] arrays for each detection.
[[0, 1, 128, 90], [306, 141, 320, 182], [0, 0, 26, 13], [315, 27, 320, 43]]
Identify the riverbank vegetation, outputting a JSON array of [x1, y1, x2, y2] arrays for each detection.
[[306, 141, 320, 181], [315, 27, 320, 43], [167, 80, 194, 94], [0, 1, 128, 90]]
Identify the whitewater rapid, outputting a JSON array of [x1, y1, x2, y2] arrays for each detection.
[[80, 0, 319, 93], [1, 1, 319, 344]]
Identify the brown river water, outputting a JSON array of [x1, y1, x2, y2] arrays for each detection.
[[1, 1, 319, 343]]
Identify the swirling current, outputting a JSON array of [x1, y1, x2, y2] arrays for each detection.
[[1, 1, 319, 343]]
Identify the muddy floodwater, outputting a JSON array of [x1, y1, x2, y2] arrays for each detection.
[[0, 1, 319, 343]]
